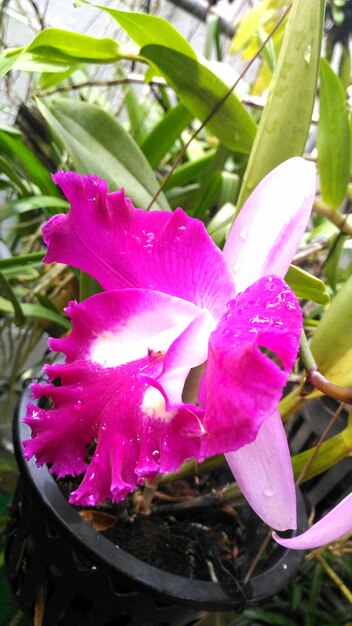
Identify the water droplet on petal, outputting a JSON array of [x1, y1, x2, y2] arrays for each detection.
[[152, 449, 160, 462], [239, 227, 247, 240]]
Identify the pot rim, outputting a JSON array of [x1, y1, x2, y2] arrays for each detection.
[[14, 382, 307, 611]]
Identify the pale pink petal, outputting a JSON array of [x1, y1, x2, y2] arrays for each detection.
[[156, 309, 215, 404], [49, 288, 201, 367], [24, 288, 208, 506], [201, 275, 302, 457], [223, 157, 316, 293], [44, 172, 235, 318], [273, 492, 352, 549], [226, 411, 296, 531]]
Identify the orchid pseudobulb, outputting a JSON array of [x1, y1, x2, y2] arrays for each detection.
[[25, 156, 352, 550]]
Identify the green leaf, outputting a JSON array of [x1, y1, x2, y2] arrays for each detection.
[[87, 5, 197, 60], [338, 42, 351, 90], [237, 0, 325, 206], [317, 58, 350, 209], [141, 45, 256, 153], [0, 131, 59, 197], [38, 66, 78, 90], [285, 265, 330, 304], [26, 28, 121, 63], [191, 170, 223, 219], [0, 252, 44, 270], [1, 28, 138, 78], [164, 150, 216, 190], [0, 296, 70, 330], [0, 273, 25, 327], [123, 83, 149, 144], [230, 4, 274, 55], [36, 97, 170, 211], [191, 144, 232, 218], [204, 14, 221, 61], [325, 234, 348, 292], [311, 273, 352, 387], [0, 196, 69, 221], [141, 104, 193, 169], [165, 184, 200, 211], [11, 54, 74, 73], [207, 201, 236, 246], [0, 155, 28, 194], [0, 252, 43, 279], [79, 271, 102, 301], [0, 49, 22, 79]]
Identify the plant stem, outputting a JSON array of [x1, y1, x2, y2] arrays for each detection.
[[314, 553, 352, 604], [313, 199, 352, 236], [153, 482, 243, 515], [295, 403, 346, 486], [299, 330, 352, 403], [299, 329, 318, 372]]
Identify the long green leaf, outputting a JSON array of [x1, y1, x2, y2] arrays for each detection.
[[0, 274, 25, 327], [0, 252, 44, 270], [317, 58, 350, 209], [0, 50, 22, 79], [207, 202, 236, 246], [141, 45, 256, 153], [86, 5, 197, 60], [123, 83, 149, 144], [311, 273, 352, 387], [1, 28, 138, 78], [191, 144, 231, 218], [237, 0, 325, 206], [325, 234, 348, 292], [0, 131, 59, 196], [0, 296, 70, 330], [0, 196, 68, 221], [36, 97, 170, 211], [26, 28, 121, 62], [141, 104, 193, 169], [164, 151, 216, 190]]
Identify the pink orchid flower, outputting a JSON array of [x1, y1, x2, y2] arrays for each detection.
[[25, 156, 350, 552]]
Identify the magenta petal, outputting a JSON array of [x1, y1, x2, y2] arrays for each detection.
[[223, 158, 316, 293], [202, 275, 302, 457], [226, 412, 297, 531], [273, 492, 352, 549], [44, 172, 235, 318], [24, 288, 208, 505]]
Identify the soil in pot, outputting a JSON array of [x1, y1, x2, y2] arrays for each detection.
[[57, 462, 288, 587]]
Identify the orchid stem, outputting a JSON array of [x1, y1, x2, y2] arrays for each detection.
[[299, 330, 352, 403], [153, 482, 243, 515], [299, 329, 318, 372]]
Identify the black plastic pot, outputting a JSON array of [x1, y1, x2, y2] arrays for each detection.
[[5, 384, 307, 626]]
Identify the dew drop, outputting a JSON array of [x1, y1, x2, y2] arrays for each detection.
[[304, 45, 312, 64], [264, 488, 275, 497], [152, 449, 160, 462], [239, 227, 247, 240]]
